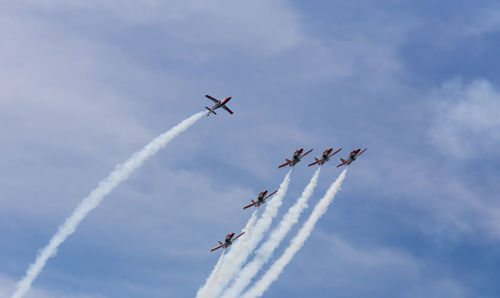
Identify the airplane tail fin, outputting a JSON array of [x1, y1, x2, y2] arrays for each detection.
[[219, 241, 223, 245], [341, 158, 346, 162], [286, 158, 292, 163], [251, 200, 256, 204], [315, 158, 320, 162]]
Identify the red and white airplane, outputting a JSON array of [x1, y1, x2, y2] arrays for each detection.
[[210, 232, 245, 252], [308, 148, 342, 167], [337, 148, 367, 168], [243, 190, 279, 209], [279, 148, 313, 168], [205, 94, 233, 116]]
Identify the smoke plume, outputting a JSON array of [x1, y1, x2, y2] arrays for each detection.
[[12, 112, 205, 298], [241, 169, 347, 298]]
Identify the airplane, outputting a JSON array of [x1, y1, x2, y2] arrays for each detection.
[[243, 190, 279, 209], [308, 148, 342, 167], [279, 148, 313, 168], [210, 232, 245, 252], [337, 148, 368, 167], [204, 94, 233, 116]]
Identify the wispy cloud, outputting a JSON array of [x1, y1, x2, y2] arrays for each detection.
[[429, 79, 500, 158], [7, 0, 304, 55], [0, 273, 105, 298]]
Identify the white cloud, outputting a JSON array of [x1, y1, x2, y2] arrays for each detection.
[[8, 0, 304, 55], [0, 273, 105, 298], [464, 9, 500, 36], [0, 14, 164, 221], [0, 14, 156, 152], [283, 232, 467, 298], [429, 79, 500, 158], [358, 150, 500, 240]]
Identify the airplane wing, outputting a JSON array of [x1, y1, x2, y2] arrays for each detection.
[[308, 159, 321, 167], [331, 148, 342, 156], [358, 148, 368, 156], [243, 202, 257, 209], [210, 244, 224, 252], [301, 149, 313, 157], [223, 106, 234, 114], [265, 190, 278, 198], [205, 95, 219, 103], [337, 160, 348, 168], [233, 232, 245, 240], [278, 161, 291, 168]]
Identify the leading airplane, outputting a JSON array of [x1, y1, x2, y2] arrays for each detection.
[[243, 190, 279, 209], [279, 148, 313, 168], [204, 94, 233, 116], [210, 232, 245, 252], [337, 148, 368, 167], [308, 148, 342, 167]]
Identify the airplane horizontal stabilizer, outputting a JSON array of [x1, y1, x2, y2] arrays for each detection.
[[205, 107, 216, 116]]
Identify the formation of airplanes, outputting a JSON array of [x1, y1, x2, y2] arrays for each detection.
[[204, 95, 367, 252]]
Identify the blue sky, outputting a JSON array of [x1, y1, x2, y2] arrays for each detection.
[[1, 1, 500, 297]]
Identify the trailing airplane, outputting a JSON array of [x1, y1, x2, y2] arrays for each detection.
[[308, 148, 342, 167], [210, 232, 245, 252], [279, 148, 313, 168], [204, 94, 233, 116], [243, 190, 279, 209], [337, 148, 367, 167]]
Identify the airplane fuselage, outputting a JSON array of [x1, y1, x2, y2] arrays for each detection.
[[291, 152, 302, 165], [350, 150, 361, 161], [280, 148, 312, 168], [252, 195, 266, 207], [210, 97, 231, 111], [322, 152, 332, 162], [224, 233, 235, 247], [342, 150, 362, 166], [257, 193, 266, 203]]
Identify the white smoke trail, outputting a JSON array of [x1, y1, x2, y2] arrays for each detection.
[[241, 169, 347, 298], [205, 251, 226, 290], [198, 170, 292, 298], [12, 111, 205, 298], [196, 210, 258, 298], [221, 168, 321, 298], [238, 210, 259, 244]]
